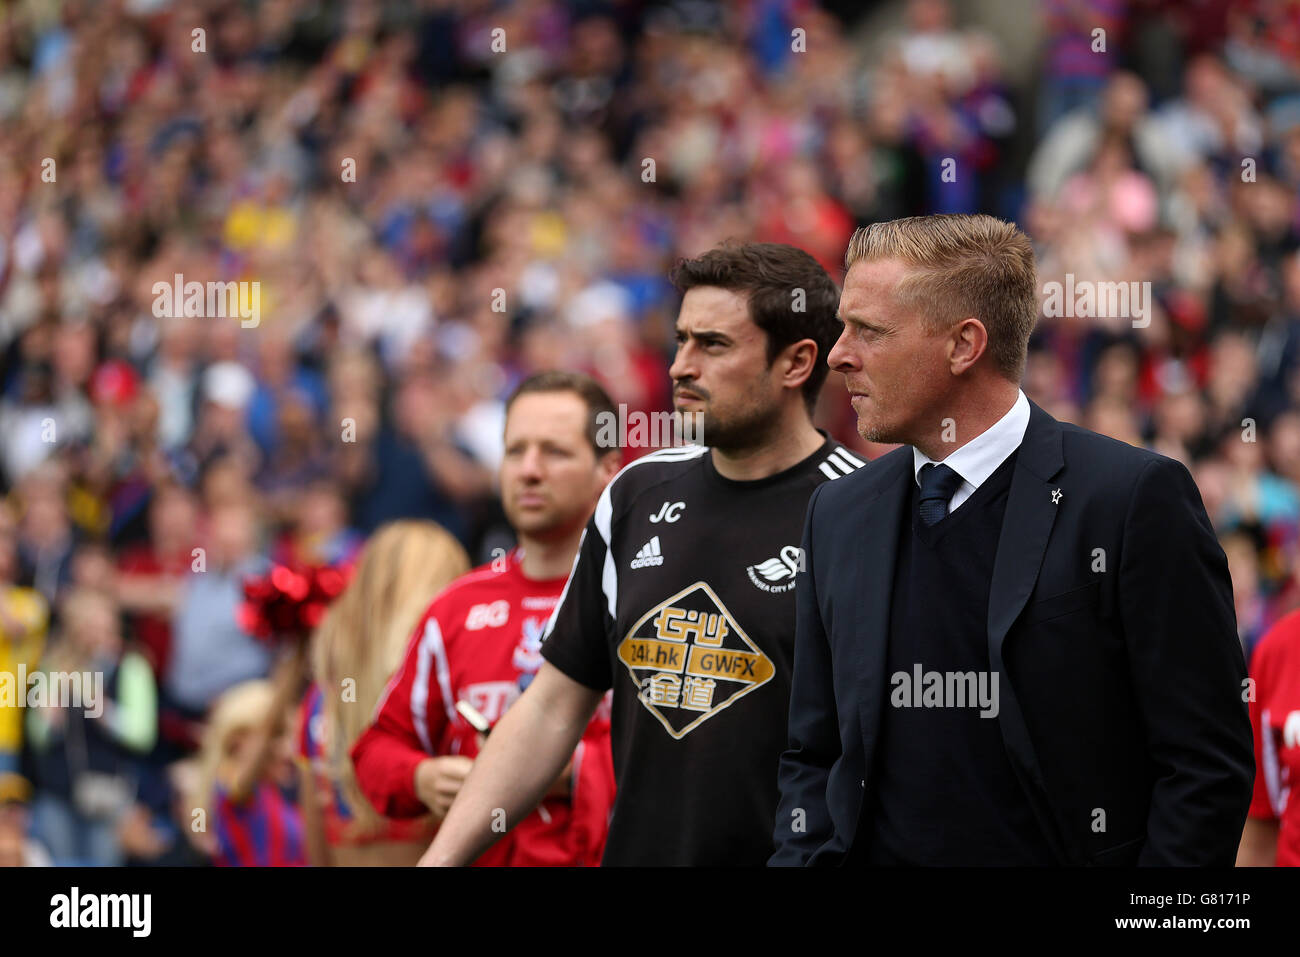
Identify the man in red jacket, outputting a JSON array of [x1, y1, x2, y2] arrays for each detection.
[[351, 372, 621, 865]]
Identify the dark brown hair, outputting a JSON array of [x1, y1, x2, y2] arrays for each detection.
[[506, 371, 619, 454], [670, 242, 841, 411]]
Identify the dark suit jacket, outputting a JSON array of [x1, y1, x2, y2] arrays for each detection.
[[771, 400, 1254, 866]]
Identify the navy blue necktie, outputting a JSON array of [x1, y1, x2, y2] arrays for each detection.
[[918, 463, 964, 526]]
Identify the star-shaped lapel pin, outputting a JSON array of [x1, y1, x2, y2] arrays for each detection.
[[1051, 488, 1062, 505]]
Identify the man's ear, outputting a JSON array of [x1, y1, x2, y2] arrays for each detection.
[[949, 318, 989, 375], [782, 338, 819, 391]]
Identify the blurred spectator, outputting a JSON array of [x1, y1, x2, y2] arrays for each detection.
[[0, 515, 48, 802], [1037, 0, 1126, 134], [0, 797, 51, 866], [113, 757, 211, 867], [191, 665, 306, 867], [185, 361, 262, 482], [14, 462, 77, 607], [1029, 73, 1180, 204], [163, 501, 270, 721], [271, 477, 362, 568], [114, 482, 198, 678], [25, 588, 156, 866], [1222, 527, 1270, 659]]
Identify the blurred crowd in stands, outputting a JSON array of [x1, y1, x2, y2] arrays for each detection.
[[0, 0, 1297, 865]]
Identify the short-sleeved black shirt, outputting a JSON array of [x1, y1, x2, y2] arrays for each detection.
[[541, 435, 866, 865]]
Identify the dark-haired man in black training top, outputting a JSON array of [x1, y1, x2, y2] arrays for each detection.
[[421, 242, 869, 866]]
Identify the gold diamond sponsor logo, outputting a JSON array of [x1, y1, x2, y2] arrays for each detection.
[[617, 581, 774, 738]]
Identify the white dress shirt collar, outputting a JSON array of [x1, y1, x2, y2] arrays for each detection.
[[911, 389, 1030, 513]]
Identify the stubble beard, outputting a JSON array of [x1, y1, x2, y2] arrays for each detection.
[[701, 399, 784, 456], [858, 413, 893, 445], [860, 426, 899, 445]]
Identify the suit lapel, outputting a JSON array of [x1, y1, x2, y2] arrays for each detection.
[[988, 401, 1063, 663], [851, 452, 911, 781], [986, 399, 1078, 863]]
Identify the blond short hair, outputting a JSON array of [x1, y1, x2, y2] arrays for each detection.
[[844, 214, 1038, 382]]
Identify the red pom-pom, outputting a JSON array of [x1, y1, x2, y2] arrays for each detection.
[[301, 602, 327, 629], [271, 565, 310, 602], [236, 601, 271, 638], [240, 560, 353, 647], [315, 567, 346, 599], [243, 578, 276, 603]]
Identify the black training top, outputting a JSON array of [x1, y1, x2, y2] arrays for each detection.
[[542, 435, 866, 865]]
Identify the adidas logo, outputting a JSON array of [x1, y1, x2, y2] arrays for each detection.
[[630, 536, 664, 569]]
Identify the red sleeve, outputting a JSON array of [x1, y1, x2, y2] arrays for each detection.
[[350, 603, 451, 819], [1248, 634, 1277, 821], [565, 707, 617, 865]]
